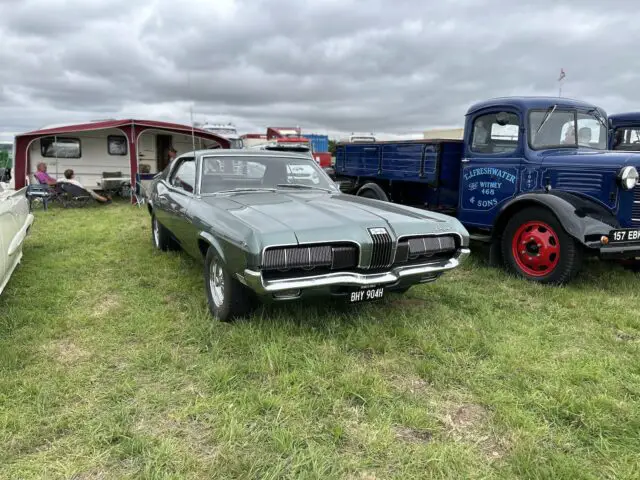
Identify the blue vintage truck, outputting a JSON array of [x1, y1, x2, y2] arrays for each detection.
[[333, 96, 640, 284]]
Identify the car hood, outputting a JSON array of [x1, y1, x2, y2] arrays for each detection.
[[201, 191, 466, 246], [542, 149, 640, 168]]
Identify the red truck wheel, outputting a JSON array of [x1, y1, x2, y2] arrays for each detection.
[[501, 207, 582, 284]]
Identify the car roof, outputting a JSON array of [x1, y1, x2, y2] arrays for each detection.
[[181, 148, 312, 160]]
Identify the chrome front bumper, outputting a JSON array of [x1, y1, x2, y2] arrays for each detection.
[[241, 248, 470, 295]]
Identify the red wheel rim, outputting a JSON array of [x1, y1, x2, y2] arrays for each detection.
[[511, 221, 560, 277]]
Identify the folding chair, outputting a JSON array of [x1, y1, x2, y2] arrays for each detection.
[[133, 173, 154, 207], [57, 182, 93, 208], [26, 183, 55, 211]]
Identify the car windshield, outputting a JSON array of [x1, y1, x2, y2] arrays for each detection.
[[199, 155, 338, 194], [529, 108, 607, 150]]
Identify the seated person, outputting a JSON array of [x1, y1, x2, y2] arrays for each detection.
[[578, 127, 592, 146], [562, 126, 576, 145], [34, 162, 57, 185], [59, 169, 112, 204]]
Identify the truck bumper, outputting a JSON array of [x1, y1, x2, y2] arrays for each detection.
[[240, 248, 470, 297], [598, 244, 640, 260]]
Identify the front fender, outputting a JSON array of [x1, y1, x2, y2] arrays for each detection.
[[493, 191, 618, 248], [198, 231, 227, 264]]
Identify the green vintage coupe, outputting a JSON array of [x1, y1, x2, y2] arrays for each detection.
[[147, 150, 470, 321]]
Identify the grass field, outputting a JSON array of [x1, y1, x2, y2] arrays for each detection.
[[1, 202, 639, 479]]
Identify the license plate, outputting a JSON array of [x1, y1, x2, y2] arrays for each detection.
[[609, 228, 640, 244], [349, 286, 384, 303]]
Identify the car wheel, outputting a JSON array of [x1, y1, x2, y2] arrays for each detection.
[[501, 207, 582, 284], [151, 214, 176, 251], [356, 182, 389, 201], [204, 247, 255, 322]]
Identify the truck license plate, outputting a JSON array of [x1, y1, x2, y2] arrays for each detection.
[[349, 287, 385, 303], [609, 229, 640, 244]]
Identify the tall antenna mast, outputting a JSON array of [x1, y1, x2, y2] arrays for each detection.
[[187, 72, 196, 154], [557, 68, 566, 97]]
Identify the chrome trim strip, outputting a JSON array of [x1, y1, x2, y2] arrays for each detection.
[[244, 248, 470, 294]]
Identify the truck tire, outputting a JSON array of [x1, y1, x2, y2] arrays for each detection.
[[501, 207, 582, 284], [356, 183, 389, 201]]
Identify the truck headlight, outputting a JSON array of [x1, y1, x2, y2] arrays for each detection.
[[618, 166, 639, 190]]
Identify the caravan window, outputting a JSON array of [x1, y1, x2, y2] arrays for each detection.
[[108, 135, 128, 156], [41, 137, 81, 158]]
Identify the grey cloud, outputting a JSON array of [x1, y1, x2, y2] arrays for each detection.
[[1, 0, 640, 141]]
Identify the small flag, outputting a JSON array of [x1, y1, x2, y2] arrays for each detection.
[[558, 68, 566, 81]]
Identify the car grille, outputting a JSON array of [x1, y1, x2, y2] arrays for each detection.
[[633, 185, 640, 227], [394, 235, 457, 265], [368, 228, 394, 269], [262, 244, 358, 271]]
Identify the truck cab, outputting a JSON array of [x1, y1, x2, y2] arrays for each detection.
[[334, 96, 640, 284]]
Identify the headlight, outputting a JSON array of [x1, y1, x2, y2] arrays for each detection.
[[618, 166, 639, 190]]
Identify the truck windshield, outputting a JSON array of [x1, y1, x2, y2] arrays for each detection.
[[612, 127, 640, 151], [529, 109, 607, 150]]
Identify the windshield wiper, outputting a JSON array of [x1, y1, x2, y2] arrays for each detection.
[[275, 184, 333, 192], [534, 104, 557, 137], [587, 108, 608, 130], [213, 187, 277, 195]]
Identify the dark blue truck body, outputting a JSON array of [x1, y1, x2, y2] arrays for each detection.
[[334, 96, 640, 284]]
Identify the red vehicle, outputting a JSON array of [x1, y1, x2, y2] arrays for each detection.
[[266, 127, 332, 169]]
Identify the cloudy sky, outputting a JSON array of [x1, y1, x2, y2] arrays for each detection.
[[1, 0, 639, 142]]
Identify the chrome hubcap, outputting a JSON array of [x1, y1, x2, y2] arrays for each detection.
[[209, 261, 225, 307], [153, 218, 160, 246]]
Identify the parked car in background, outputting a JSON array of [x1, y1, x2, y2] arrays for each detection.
[[0, 183, 33, 295], [147, 149, 470, 321]]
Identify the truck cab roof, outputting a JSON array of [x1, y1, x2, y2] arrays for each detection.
[[608, 112, 640, 126], [466, 96, 605, 116]]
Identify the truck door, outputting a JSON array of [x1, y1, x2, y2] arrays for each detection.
[[457, 110, 522, 227]]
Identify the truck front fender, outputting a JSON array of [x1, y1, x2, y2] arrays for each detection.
[[492, 191, 619, 248]]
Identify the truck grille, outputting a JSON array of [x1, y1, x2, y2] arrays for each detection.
[[368, 228, 394, 268], [262, 244, 358, 271], [633, 185, 640, 227]]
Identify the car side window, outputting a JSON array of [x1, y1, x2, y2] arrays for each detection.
[[471, 112, 519, 154], [169, 157, 196, 193]]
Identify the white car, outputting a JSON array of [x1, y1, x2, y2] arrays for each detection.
[[0, 183, 34, 295]]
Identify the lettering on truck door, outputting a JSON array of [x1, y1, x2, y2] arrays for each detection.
[[458, 111, 522, 227]]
